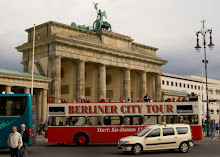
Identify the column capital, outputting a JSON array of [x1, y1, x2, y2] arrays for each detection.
[[50, 55, 62, 60], [5, 85, 13, 87], [97, 63, 106, 67], [122, 67, 131, 71], [139, 70, 148, 74], [24, 87, 30, 94], [75, 59, 86, 64]]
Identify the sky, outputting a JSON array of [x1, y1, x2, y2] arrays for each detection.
[[0, 0, 219, 79]]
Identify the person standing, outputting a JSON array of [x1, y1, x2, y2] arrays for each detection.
[[216, 123, 219, 137], [210, 119, 217, 139], [202, 122, 207, 136], [7, 126, 23, 157], [144, 93, 150, 102], [19, 124, 29, 157], [39, 122, 43, 135]]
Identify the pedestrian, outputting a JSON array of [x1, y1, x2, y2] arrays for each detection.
[[216, 123, 219, 137], [202, 122, 207, 136], [143, 93, 150, 102], [39, 122, 43, 135], [210, 119, 217, 139], [7, 126, 23, 157], [19, 124, 29, 157]]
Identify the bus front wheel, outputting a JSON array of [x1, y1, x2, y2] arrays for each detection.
[[75, 133, 89, 146]]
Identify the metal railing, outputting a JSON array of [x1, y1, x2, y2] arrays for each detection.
[[47, 95, 199, 103]]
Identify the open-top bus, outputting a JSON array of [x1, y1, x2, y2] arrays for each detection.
[[45, 99, 202, 145], [0, 94, 36, 148]]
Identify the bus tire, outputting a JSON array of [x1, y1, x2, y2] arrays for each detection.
[[75, 133, 89, 146], [131, 144, 143, 155], [179, 142, 189, 153]]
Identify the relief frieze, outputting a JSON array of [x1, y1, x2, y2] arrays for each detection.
[[56, 46, 162, 72]]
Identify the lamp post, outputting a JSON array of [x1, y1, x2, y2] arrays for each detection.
[[195, 19, 215, 137]]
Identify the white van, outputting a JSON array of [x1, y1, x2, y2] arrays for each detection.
[[118, 123, 194, 155]]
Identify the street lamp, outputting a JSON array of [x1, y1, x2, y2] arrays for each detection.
[[195, 19, 215, 137]]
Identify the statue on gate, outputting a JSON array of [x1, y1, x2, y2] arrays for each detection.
[[71, 3, 112, 32], [92, 3, 112, 31]]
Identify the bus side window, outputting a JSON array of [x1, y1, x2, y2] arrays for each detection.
[[179, 115, 198, 124], [68, 116, 86, 126], [123, 116, 142, 125], [48, 116, 67, 126], [124, 116, 132, 125], [165, 115, 181, 124], [143, 116, 158, 125], [194, 115, 198, 124], [134, 116, 143, 125], [87, 116, 103, 126], [104, 116, 123, 125], [139, 116, 143, 125]]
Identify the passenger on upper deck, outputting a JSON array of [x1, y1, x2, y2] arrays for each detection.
[[143, 93, 150, 102], [120, 97, 125, 102], [109, 98, 114, 102], [189, 92, 198, 101]]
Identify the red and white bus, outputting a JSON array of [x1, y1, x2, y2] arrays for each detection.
[[45, 100, 202, 145]]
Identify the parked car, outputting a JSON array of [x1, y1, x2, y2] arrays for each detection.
[[118, 123, 194, 155]]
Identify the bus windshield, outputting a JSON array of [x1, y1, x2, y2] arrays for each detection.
[[0, 96, 26, 116], [133, 127, 151, 137]]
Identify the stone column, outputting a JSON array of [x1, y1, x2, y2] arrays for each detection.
[[5, 86, 12, 94], [36, 90, 42, 122], [5, 86, 12, 116], [151, 74, 156, 101], [155, 73, 162, 101], [77, 60, 85, 102], [22, 61, 28, 72], [140, 71, 147, 99], [24, 88, 30, 94], [123, 68, 131, 101], [98, 64, 106, 100], [41, 89, 47, 123], [51, 56, 61, 103]]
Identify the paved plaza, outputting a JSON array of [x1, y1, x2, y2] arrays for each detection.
[[0, 135, 219, 157]]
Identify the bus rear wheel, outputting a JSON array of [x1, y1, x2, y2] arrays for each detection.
[[75, 133, 89, 146]]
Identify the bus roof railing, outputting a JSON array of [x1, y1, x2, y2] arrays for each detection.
[[48, 95, 200, 103]]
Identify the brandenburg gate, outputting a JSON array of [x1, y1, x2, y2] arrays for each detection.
[[16, 6, 167, 104], [17, 21, 167, 103]]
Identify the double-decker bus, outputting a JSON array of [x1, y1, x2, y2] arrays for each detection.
[[45, 98, 202, 145], [0, 94, 36, 148]]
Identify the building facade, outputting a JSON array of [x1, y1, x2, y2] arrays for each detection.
[[17, 21, 167, 104], [161, 73, 220, 122], [0, 69, 52, 123]]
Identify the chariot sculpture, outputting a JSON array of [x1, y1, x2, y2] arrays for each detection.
[[71, 3, 112, 32], [92, 3, 112, 31]]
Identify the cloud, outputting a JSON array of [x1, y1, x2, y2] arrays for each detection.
[[0, 0, 219, 80]]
